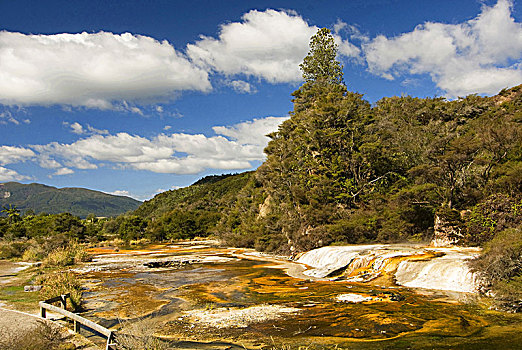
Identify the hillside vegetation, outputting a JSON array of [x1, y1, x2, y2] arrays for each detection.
[[135, 30, 521, 256], [124, 30, 521, 251], [0, 182, 141, 218], [135, 172, 253, 241]]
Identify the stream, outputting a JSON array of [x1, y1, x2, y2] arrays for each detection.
[[76, 241, 522, 349]]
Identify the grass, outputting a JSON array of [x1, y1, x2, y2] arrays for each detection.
[[0, 285, 41, 305], [115, 317, 170, 350], [35, 271, 83, 311]]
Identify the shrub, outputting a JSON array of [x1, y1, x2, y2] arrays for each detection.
[[42, 242, 91, 267], [470, 227, 522, 311], [22, 244, 45, 261], [35, 271, 83, 311], [115, 318, 169, 350], [0, 240, 28, 259]]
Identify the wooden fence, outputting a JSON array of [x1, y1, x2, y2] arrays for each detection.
[[39, 293, 115, 350]]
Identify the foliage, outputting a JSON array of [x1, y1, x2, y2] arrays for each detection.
[[42, 242, 91, 267], [214, 28, 522, 253], [0, 240, 28, 259], [135, 172, 253, 241], [1, 204, 21, 224], [470, 227, 522, 312], [35, 271, 83, 311]]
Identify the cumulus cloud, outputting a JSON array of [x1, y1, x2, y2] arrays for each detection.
[[212, 116, 289, 146], [52, 167, 74, 176], [0, 31, 211, 109], [227, 80, 256, 94], [187, 9, 318, 83], [187, 9, 361, 85], [63, 121, 108, 135], [0, 166, 29, 181], [28, 116, 286, 175], [363, 0, 522, 97], [0, 145, 35, 165]]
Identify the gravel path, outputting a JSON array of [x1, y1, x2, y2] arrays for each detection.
[[0, 307, 101, 349], [0, 307, 44, 335]]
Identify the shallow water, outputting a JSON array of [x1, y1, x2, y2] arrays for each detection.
[[78, 243, 522, 349]]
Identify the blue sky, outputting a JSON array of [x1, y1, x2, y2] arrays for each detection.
[[0, 0, 521, 200]]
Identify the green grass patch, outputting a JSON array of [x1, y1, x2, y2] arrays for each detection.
[[0, 285, 41, 308]]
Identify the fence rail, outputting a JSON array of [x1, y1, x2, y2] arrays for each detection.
[[39, 293, 115, 350]]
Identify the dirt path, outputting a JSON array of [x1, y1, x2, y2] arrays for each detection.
[[0, 304, 101, 349], [0, 261, 33, 286], [0, 307, 45, 336]]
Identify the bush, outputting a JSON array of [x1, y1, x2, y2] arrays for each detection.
[[42, 242, 91, 267], [0, 241, 27, 259], [470, 227, 522, 311], [22, 244, 45, 261], [35, 271, 83, 311]]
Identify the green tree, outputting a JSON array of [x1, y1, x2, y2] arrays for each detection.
[[255, 28, 371, 252], [1, 204, 21, 224], [300, 27, 344, 86]]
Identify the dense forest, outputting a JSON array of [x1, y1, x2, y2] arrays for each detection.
[[1, 28, 520, 309], [216, 29, 521, 254], [124, 30, 522, 256]]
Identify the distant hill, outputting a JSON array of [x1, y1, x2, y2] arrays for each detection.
[[132, 172, 253, 240], [0, 182, 141, 218], [135, 172, 252, 219]]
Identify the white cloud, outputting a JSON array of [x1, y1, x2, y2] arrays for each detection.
[[67, 122, 85, 135], [28, 116, 287, 175], [107, 190, 131, 197], [363, 0, 522, 97], [332, 20, 367, 61], [0, 109, 30, 125], [227, 80, 256, 94], [64, 121, 108, 135], [38, 156, 62, 169], [0, 145, 35, 165], [187, 9, 318, 83], [212, 116, 289, 146], [52, 167, 74, 176], [0, 31, 211, 109], [0, 166, 29, 181]]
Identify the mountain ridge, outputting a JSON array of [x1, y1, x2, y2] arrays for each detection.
[[0, 182, 141, 218]]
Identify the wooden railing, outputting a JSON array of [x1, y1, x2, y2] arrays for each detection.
[[39, 293, 115, 350]]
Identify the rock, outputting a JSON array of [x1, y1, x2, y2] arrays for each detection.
[[24, 285, 42, 292], [431, 208, 464, 247]]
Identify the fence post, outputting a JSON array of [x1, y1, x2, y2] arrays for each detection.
[[40, 306, 46, 318], [74, 319, 81, 333], [106, 331, 114, 350], [60, 294, 67, 310]]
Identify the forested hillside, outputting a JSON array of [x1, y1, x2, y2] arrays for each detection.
[[135, 29, 521, 257], [134, 172, 253, 240], [0, 182, 141, 218], [213, 29, 522, 254]]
